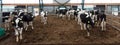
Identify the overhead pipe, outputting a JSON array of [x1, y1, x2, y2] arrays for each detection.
[[39, 0, 44, 15]]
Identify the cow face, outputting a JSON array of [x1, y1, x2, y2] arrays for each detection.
[[15, 18, 22, 28]]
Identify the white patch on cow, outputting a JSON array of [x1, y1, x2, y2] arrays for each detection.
[[101, 19, 106, 31]]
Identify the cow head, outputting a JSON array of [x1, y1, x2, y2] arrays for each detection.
[[15, 17, 22, 28]]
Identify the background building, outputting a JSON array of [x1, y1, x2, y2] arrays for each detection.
[[1, 0, 120, 15]]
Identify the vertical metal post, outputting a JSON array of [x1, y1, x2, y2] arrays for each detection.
[[41, 0, 43, 10], [39, 0, 43, 15], [32, 6, 34, 14], [39, 0, 41, 15], [81, 0, 85, 10], [0, 0, 2, 27]]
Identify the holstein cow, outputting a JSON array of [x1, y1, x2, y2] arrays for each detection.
[[78, 10, 94, 36], [22, 12, 35, 30], [66, 9, 75, 20], [56, 9, 60, 18], [11, 15, 24, 42], [59, 9, 67, 19], [97, 10, 106, 31], [90, 10, 100, 26], [40, 11, 48, 24], [2, 12, 11, 30], [74, 10, 79, 21]]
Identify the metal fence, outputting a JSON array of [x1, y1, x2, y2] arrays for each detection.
[[105, 10, 120, 16]]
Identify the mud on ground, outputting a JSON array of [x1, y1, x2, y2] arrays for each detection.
[[0, 15, 120, 45]]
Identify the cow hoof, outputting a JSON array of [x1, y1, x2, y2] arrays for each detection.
[[16, 38, 19, 42], [20, 36, 23, 40], [16, 40, 19, 42], [25, 29, 27, 31], [32, 27, 34, 30], [87, 32, 90, 37], [102, 30, 106, 32]]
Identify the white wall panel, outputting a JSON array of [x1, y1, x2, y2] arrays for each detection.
[[2, 0, 120, 4]]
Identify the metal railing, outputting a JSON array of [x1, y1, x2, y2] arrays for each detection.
[[107, 15, 120, 31]]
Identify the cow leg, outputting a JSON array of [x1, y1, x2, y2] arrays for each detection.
[[4, 23, 7, 31], [94, 15, 98, 26], [57, 14, 59, 18], [19, 28, 23, 40], [95, 15, 97, 22], [59, 14, 62, 18], [24, 22, 28, 31], [103, 21, 106, 31], [77, 15, 81, 24], [6, 22, 10, 30], [43, 17, 47, 24], [30, 22, 34, 29], [75, 16, 77, 21], [84, 24, 86, 30], [45, 17, 47, 24], [7, 19, 11, 30], [101, 21, 104, 31], [68, 15, 70, 20], [104, 21, 106, 30], [25, 22, 29, 31], [100, 19, 107, 31], [80, 23, 83, 30], [92, 15, 95, 23], [15, 28, 19, 42], [25, 24, 28, 31], [16, 36, 19, 42], [5, 22, 9, 30], [87, 31, 90, 36], [62, 15, 65, 19], [24, 22, 26, 29], [96, 21, 99, 27], [41, 16, 44, 23], [4, 20, 8, 30], [86, 24, 90, 36]]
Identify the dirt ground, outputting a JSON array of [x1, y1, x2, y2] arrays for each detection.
[[107, 15, 120, 28], [0, 15, 120, 45]]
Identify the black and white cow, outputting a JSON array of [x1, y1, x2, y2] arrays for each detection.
[[74, 10, 79, 21], [11, 16, 24, 42], [56, 9, 68, 19], [66, 9, 75, 20], [90, 10, 100, 26], [90, 10, 106, 31], [78, 10, 94, 36], [40, 11, 48, 24], [2, 12, 11, 30], [97, 10, 106, 31], [56, 9, 60, 18], [22, 12, 35, 30]]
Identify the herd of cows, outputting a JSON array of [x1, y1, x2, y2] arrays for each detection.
[[2, 10, 35, 42], [56, 8, 106, 37], [1, 8, 106, 42]]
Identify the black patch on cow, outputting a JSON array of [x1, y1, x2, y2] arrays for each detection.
[[2, 12, 10, 22], [12, 17, 23, 28]]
